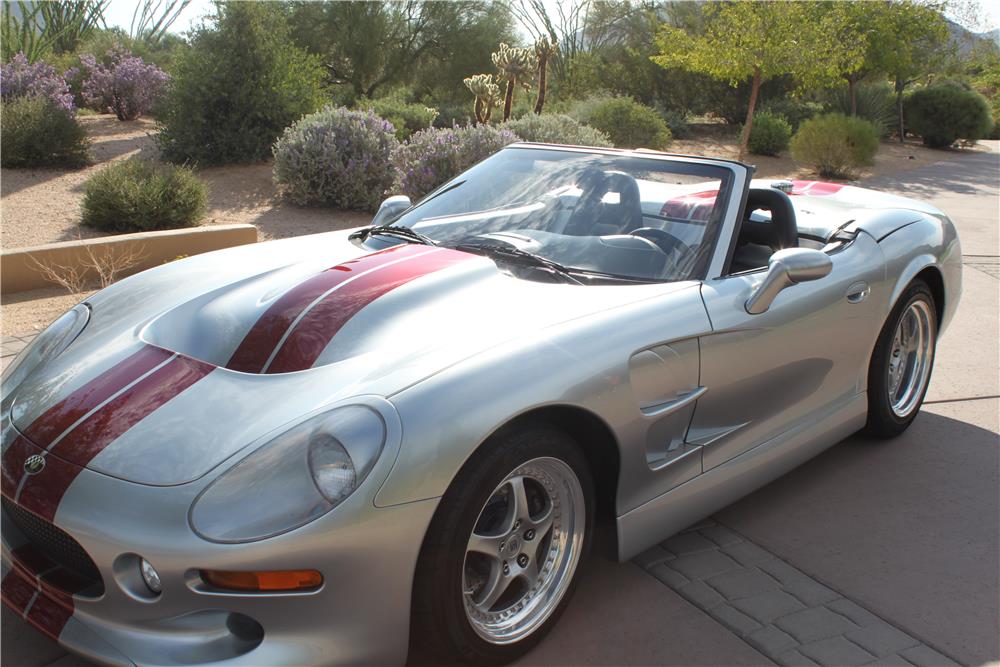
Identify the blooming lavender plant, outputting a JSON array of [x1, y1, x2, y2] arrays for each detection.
[[81, 48, 169, 121], [393, 124, 521, 200], [0, 53, 75, 113], [273, 106, 400, 211]]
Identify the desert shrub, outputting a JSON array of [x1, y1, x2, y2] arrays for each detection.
[[0, 97, 89, 168], [157, 2, 327, 165], [568, 95, 672, 149], [658, 108, 691, 139], [502, 114, 612, 147], [790, 113, 879, 179], [432, 101, 474, 129], [394, 124, 520, 200], [82, 158, 207, 232], [0, 53, 74, 112], [78, 48, 169, 120], [746, 111, 791, 156], [760, 98, 823, 132], [273, 106, 399, 211], [826, 82, 895, 137], [356, 97, 438, 140], [905, 82, 994, 148]]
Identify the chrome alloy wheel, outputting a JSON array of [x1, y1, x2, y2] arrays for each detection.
[[887, 299, 935, 418], [462, 457, 586, 645]]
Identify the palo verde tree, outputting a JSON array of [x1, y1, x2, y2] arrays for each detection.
[[652, 1, 862, 161], [865, 1, 949, 142]]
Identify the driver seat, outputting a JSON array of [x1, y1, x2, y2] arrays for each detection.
[[731, 188, 798, 272]]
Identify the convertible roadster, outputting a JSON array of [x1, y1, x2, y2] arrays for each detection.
[[1, 144, 960, 666]]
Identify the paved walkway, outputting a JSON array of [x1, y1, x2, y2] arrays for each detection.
[[2, 145, 998, 667]]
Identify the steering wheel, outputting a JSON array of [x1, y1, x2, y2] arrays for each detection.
[[630, 227, 698, 270]]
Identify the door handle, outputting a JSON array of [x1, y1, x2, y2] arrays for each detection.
[[846, 281, 870, 304]]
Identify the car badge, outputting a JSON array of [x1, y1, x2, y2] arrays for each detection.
[[23, 454, 46, 475]]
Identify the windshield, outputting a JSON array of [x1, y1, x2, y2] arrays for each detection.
[[382, 147, 734, 283]]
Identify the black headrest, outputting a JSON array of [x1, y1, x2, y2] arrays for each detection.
[[740, 188, 798, 250]]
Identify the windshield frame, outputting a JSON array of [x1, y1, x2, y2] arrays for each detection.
[[388, 143, 753, 283]]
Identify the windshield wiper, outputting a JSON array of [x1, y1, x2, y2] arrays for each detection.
[[349, 225, 437, 246], [451, 241, 583, 285]]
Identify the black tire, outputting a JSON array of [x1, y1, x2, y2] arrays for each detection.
[[410, 424, 594, 665], [864, 280, 937, 438]]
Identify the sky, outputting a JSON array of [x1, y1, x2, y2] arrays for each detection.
[[101, 0, 1000, 40]]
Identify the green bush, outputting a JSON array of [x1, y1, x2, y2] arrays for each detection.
[[568, 95, 672, 149], [157, 2, 327, 165], [356, 97, 438, 140], [658, 108, 691, 139], [502, 114, 612, 147], [273, 107, 399, 211], [760, 98, 823, 132], [827, 82, 895, 138], [82, 158, 207, 232], [905, 82, 994, 148], [791, 113, 879, 179], [0, 97, 90, 168], [746, 111, 791, 156]]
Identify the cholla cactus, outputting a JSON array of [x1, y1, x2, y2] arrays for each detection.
[[533, 37, 557, 115], [464, 73, 501, 124], [491, 43, 537, 121]]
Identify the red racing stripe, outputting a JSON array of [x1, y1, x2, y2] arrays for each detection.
[[20, 345, 173, 448], [226, 245, 431, 374], [266, 247, 474, 374], [1, 568, 36, 613], [17, 354, 214, 522], [1, 435, 35, 500]]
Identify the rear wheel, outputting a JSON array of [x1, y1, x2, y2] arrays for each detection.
[[864, 280, 937, 437], [411, 425, 593, 664]]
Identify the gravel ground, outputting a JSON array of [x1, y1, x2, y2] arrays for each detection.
[[0, 114, 369, 250]]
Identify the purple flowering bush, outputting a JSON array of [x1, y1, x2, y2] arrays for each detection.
[[0, 53, 75, 113], [80, 49, 169, 121], [393, 124, 521, 200], [273, 106, 400, 211]]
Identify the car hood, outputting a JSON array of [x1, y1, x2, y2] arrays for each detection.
[[9, 231, 686, 486]]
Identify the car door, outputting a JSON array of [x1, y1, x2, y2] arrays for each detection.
[[688, 230, 885, 471]]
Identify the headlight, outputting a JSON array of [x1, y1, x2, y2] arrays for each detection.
[[190, 405, 386, 543], [1, 304, 90, 397]]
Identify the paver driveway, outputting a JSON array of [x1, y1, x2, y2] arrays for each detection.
[[3, 144, 998, 667]]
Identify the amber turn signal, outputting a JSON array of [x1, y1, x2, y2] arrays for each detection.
[[201, 569, 323, 591]]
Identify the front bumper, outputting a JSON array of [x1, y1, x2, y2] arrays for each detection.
[[1, 435, 438, 666]]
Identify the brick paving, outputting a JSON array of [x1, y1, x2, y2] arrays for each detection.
[[963, 255, 1000, 279], [634, 520, 961, 667]]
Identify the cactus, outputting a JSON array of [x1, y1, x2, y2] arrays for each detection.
[[464, 73, 501, 124], [491, 43, 537, 122], [533, 38, 557, 115]]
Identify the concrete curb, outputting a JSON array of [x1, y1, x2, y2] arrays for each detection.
[[1, 224, 257, 295]]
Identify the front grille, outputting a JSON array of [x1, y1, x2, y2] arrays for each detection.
[[2, 497, 104, 596]]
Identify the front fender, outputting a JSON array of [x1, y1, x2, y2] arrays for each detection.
[[878, 215, 961, 335]]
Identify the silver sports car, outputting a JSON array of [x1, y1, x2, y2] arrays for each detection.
[[1, 144, 960, 666]]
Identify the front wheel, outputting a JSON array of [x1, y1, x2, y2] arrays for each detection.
[[864, 280, 937, 437], [411, 425, 593, 664]]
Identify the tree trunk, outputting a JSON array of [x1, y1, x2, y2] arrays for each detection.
[[895, 77, 905, 143], [503, 78, 515, 122], [848, 77, 857, 116], [534, 55, 548, 115], [474, 97, 485, 124], [738, 68, 762, 163]]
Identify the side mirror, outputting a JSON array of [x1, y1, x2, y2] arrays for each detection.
[[371, 195, 411, 227], [745, 248, 833, 314]]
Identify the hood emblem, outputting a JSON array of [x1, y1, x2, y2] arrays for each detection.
[[24, 454, 46, 475]]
